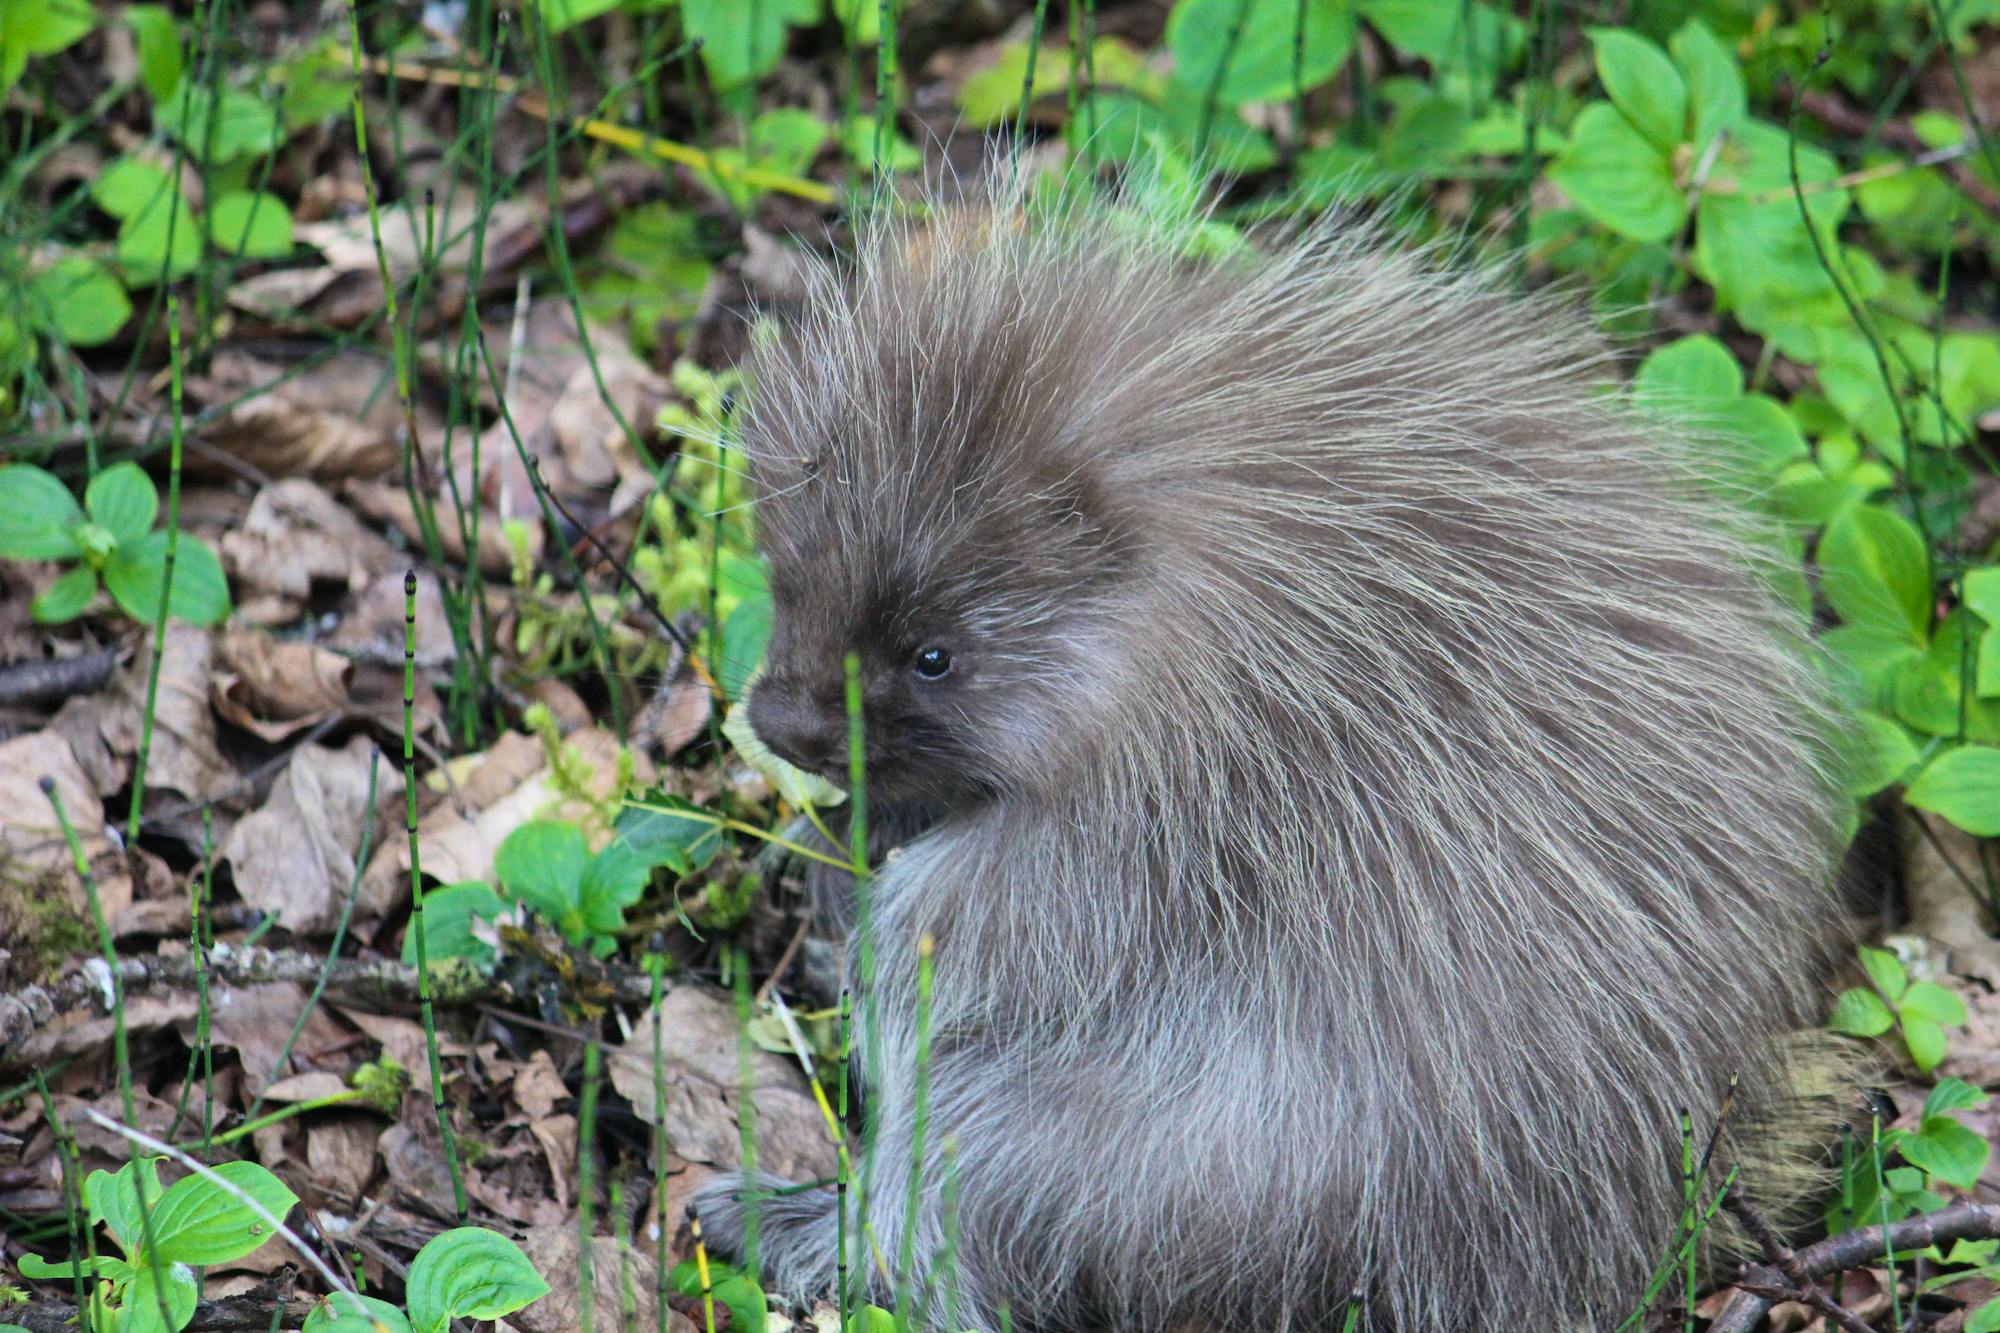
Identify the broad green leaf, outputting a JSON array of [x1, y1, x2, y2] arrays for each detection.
[[710, 1276, 767, 1333], [115, 1262, 200, 1333], [91, 156, 180, 223], [1818, 504, 1931, 643], [16, 1250, 109, 1279], [116, 191, 203, 285], [1166, 0, 1353, 109], [147, 1160, 297, 1265], [717, 593, 772, 701], [1891, 614, 2000, 743], [87, 1157, 165, 1251], [1548, 102, 1684, 243], [1588, 28, 1686, 155], [1925, 1077, 1985, 1119], [156, 82, 282, 163], [1970, 1298, 2000, 1333], [1, 0, 93, 94], [404, 1227, 550, 1333], [1965, 567, 2000, 698], [1901, 980, 1969, 1028], [1827, 987, 1895, 1038], [1668, 19, 1742, 154], [103, 531, 233, 626], [32, 564, 100, 624], [1847, 712, 1920, 797], [209, 190, 294, 258], [493, 820, 590, 940], [1904, 745, 2000, 836], [404, 882, 507, 968], [1902, 1115, 1987, 1188], [0, 463, 85, 559], [125, 5, 184, 102], [1633, 335, 1740, 405], [1858, 945, 1908, 1005], [851, 1307, 897, 1333], [681, 0, 821, 99], [959, 38, 1153, 127], [1359, 0, 1522, 81], [28, 257, 133, 347], [1902, 1015, 1948, 1073], [1691, 121, 1846, 353], [302, 1293, 414, 1333], [86, 463, 159, 547], [542, 0, 622, 32]]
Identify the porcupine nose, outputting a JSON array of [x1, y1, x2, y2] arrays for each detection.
[[748, 680, 844, 776]]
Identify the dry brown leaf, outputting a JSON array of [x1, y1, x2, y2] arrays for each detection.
[[508, 1223, 683, 1333], [220, 479, 402, 611], [197, 980, 353, 1098], [609, 987, 837, 1184], [212, 627, 353, 740], [337, 1006, 457, 1097], [189, 351, 423, 482], [359, 726, 655, 909], [50, 623, 232, 820], [305, 1113, 380, 1204], [221, 735, 403, 935], [0, 728, 132, 924], [513, 1049, 569, 1120], [340, 477, 535, 576]]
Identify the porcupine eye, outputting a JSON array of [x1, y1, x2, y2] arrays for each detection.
[[913, 645, 953, 680]]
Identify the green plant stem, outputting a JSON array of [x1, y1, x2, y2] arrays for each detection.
[[896, 933, 934, 1323], [650, 948, 671, 1333], [1196, 0, 1252, 164], [167, 805, 217, 1153], [126, 296, 189, 844], [732, 947, 761, 1278], [1009, 0, 1053, 189], [404, 570, 469, 1222], [202, 1089, 373, 1147], [42, 777, 173, 1333], [872, 0, 898, 190], [35, 1070, 94, 1318], [837, 985, 852, 1331], [844, 651, 881, 1316]]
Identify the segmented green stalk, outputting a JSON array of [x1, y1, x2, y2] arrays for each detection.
[[580, 1039, 603, 1333], [126, 297, 189, 844]]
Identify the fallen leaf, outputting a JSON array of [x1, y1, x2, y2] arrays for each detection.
[[221, 735, 403, 935], [212, 627, 352, 740]]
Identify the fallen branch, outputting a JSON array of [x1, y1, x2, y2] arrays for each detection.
[[1707, 1198, 2000, 1333]]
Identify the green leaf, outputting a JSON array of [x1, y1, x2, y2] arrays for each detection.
[[1548, 102, 1685, 243], [91, 156, 180, 223], [1969, 1298, 2000, 1333], [147, 1161, 297, 1265], [851, 1307, 898, 1333], [1965, 567, 2000, 699], [1668, 19, 1742, 155], [115, 188, 203, 285], [710, 1276, 766, 1333], [16, 1251, 108, 1279], [681, 0, 821, 99], [494, 820, 590, 941], [86, 463, 160, 547], [1828, 987, 1895, 1038], [116, 1262, 200, 1333], [0, 463, 85, 559], [717, 592, 772, 702], [1588, 28, 1686, 154], [28, 257, 133, 348], [1, 0, 93, 94], [1166, 0, 1353, 109], [32, 564, 101, 624], [1847, 712, 1920, 797], [1903, 1015, 1948, 1073], [1901, 980, 1969, 1029], [1905, 746, 2000, 836], [958, 38, 1155, 127], [404, 882, 506, 968], [722, 702, 847, 809], [87, 1157, 165, 1252], [1903, 1116, 1988, 1189], [1634, 335, 1741, 405], [608, 793, 728, 879], [125, 5, 184, 103], [1924, 1075, 1985, 1118], [103, 531, 233, 626], [156, 82, 282, 163], [1359, 0, 1522, 81], [302, 1294, 414, 1333], [404, 1227, 550, 1333], [209, 190, 294, 258], [541, 0, 622, 32], [1818, 504, 1931, 643], [1858, 945, 1909, 1005]]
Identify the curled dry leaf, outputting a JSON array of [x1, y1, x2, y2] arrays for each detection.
[[507, 1223, 684, 1333], [220, 478, 401, 612], [0, 728, 132, 924], [49, 622, 232, 822], [190, 351, 427, 483], [608, 987, 837, 1184], [212, 627, 352, 740], [221, 734, 405, 935]]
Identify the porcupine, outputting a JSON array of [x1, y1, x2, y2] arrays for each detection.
[[686, 190, 1856, 1331]]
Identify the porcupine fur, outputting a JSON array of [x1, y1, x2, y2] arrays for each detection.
[[687, 186, 1858, 1332]]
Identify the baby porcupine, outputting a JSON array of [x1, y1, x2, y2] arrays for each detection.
[[688, 195, 1854, 1331]]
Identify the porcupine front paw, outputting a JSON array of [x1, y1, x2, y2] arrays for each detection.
[[686, 1171, 840, 1304]]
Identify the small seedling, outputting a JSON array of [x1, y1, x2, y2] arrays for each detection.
[[0, 462, 230, 626], [1828, 944, 1969, 1072]]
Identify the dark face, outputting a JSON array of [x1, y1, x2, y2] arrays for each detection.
[[745, 490, 1127, 807]]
